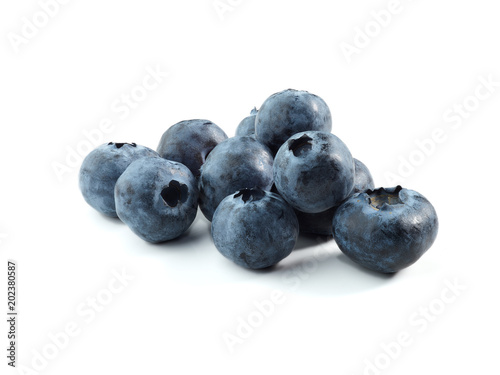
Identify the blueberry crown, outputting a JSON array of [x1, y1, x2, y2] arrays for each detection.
[[366, 185, 404, 210], [108, 142, 137, 149]]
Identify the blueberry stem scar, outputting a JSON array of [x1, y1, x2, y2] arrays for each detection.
[[161, 180, 188, 207], [289, 135, 313, 157], [234, 188, 265, 203], [108, 142, 137, 148], [367, 186, 403, 210]]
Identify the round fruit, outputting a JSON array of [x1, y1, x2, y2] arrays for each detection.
[[211, 188, 299, 269], [114, 157, 198, 243], [199, 136, 274, 221], [235, 108, 258, 137], [157, 119, 227, 177], [274, 131, 354, 213], [79, 142, 158, 217], [255, 89, 332, 154], [332, 186, 439, 273]]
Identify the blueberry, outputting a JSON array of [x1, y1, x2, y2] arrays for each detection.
[[255, 89, 332, 154], [235, 107, 258, 137], [157, 119, 228, 177], [114, 157, 199, 243], [294, 158, 375, 235], [273, 131, 354, 213], [199, 136, 274, 221], [211, 188, 299, 269], [352, 158, 375, 194], [332, 186, 439, 273], [79, 142, 159, 217]]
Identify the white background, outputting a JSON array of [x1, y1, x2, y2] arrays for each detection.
[[1, 0, 499, 374]]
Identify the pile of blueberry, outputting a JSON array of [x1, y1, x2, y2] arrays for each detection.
[[80, 89, 439, 274]]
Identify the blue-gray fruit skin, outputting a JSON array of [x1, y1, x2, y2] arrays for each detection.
[[211, 188, 299, 269], [352, 159, 375, 194], [114, 157, 198, 243], [332, 186, 439, 273], [235, 108, 258, 137], [255, 89, 332, 154], [157, 119, 228, 177], [79, 142, 159, 218], [199, 136, 274, 221], [294, 158, 375, 235], [274, 131, 354, 214]]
